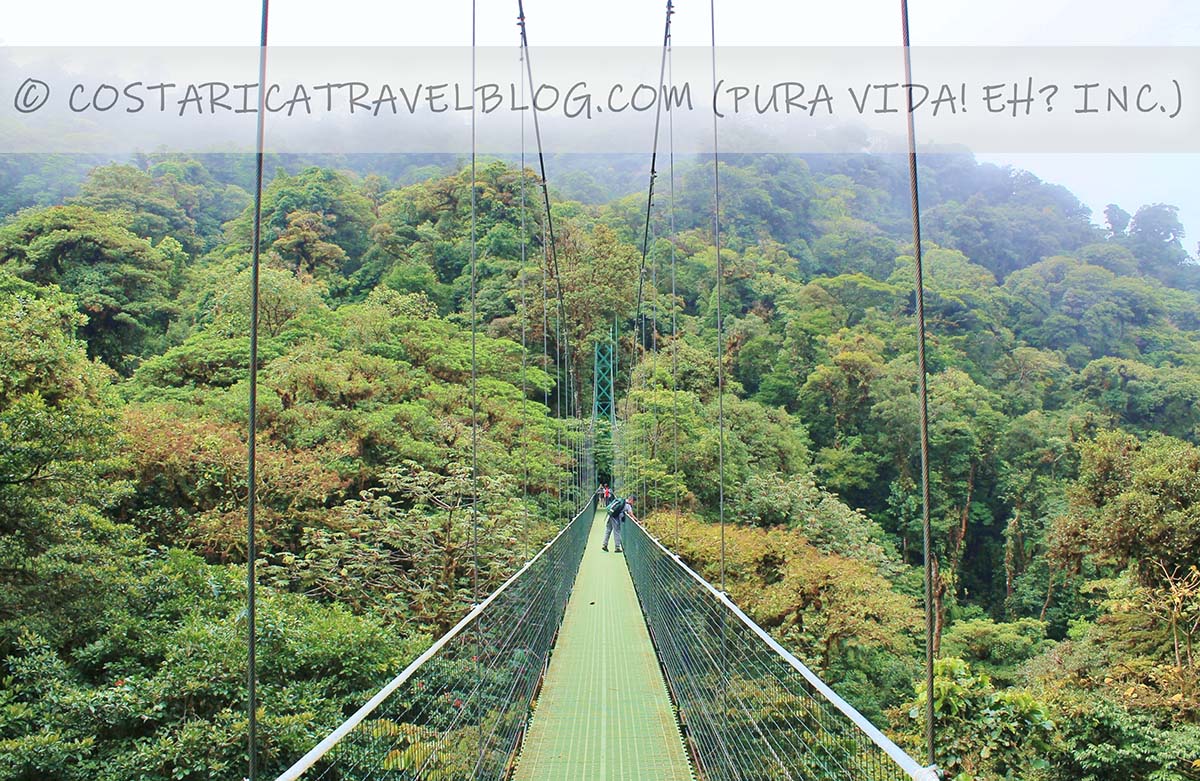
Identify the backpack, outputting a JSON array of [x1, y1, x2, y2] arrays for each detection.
[[606, 497, 625, 515]]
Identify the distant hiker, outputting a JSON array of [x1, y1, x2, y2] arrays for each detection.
[[602, 496, 636, 553], [593, 483, 604, 510], [594, 483, 612, 510]]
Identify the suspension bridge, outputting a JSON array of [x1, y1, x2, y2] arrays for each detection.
[[235, 0, 945, 778], [274, 503, 939, 781]]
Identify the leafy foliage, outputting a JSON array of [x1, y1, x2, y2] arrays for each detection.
[[895, 658, 1056, 781], [2, 148, 1200, 779], [0, 206, 178, 372]]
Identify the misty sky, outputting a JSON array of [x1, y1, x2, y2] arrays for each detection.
[[3, 0, 1196, 253]]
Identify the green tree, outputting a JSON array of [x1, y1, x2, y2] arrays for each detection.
[[896, 658, 1056, 781], [941, 618, 1051, 686], [271, 209, 349, 278], [1104, 204, 1131, 237], [1051, 430, 1200, 587], [0, 270, 133, 652], [225, 167, 375, 288], [70, 164, 200, 252], [1126, 203, 1193, 287], [0, 205, 175, 371]]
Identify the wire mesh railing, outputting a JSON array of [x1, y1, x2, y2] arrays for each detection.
[[624, 518, 941, 781], [275, 504, 593, 781]]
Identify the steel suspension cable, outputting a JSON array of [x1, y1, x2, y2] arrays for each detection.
[[709, 0, 731, 763], [467, 0, 486, 767], [245, 3, 269, 778], [613, 312, 622, 491], [542, 214, 550, 468], [517, 1, 577, 437], [622, 0, 674, 506], [709, 0, 726, 596], [900, 0, 937, 767], [519, 41, 530, 561], [650, 253, 658, 511], [556, 306, 564, 502], [542, 213, 549, 421], [668, 30, 680, 546], [518, 1, 585, 513], [633, 0, 674, 347], [469, 0, 479, 621], [641, 289, 650, 507]]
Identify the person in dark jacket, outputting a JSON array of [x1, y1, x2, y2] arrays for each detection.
[[601, 496, 636, 553]]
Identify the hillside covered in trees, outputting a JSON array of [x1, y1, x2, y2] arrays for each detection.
[[1, 150, 1198, 780]]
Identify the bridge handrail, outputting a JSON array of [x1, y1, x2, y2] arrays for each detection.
[[275, 503, 593, 781], [628, 517, 941, 781]]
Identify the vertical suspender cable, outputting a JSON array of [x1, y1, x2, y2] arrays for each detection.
[[519, 41, 530, 561], [556, 311, 564, 502], [542, 216, 550, 453], [566, 297, 574, 507], [469, 0, 479, 610], [613, 313, 620, 491], [567, 334, 574, 511], [668, 30, 680, 546], [709, 1, 734, 767], [639, 300, 646, 508], [628, 0, 674, 509], [518, 1, 579, 517], [468, 0, 483, 766], [557, 303, 566, 504], [650, 123, 663, 511], [708, 0, 726, 598], [245, 3, 269, 779], [517, 2, 568, 389], [567, 317, 575, 506], [705, 7, 739, 775], [900, 0, 937, 768]]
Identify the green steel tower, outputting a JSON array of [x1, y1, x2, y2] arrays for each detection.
[[592, 340, 615, 428], [592, 323, 617, 487]]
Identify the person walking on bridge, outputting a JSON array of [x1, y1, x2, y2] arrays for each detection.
[[601, 495, 635, 553], [593, 483, 610, 511]]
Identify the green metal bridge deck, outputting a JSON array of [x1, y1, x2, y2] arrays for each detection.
[[513, 510, 694, 781]]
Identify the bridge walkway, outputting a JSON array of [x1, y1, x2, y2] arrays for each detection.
[[512, 509, 694, 781]]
